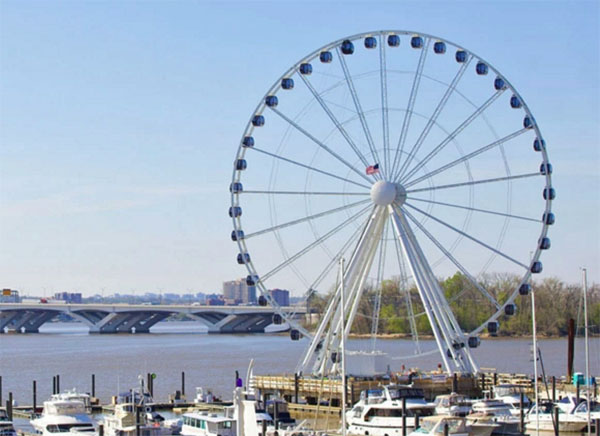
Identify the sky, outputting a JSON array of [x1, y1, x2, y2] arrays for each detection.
[[0, 0, 598, 297]]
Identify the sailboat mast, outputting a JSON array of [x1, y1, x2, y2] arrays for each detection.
[[531, 287, 539, 436], [583, 267, 590, 436], [340, 257, 347, 436]]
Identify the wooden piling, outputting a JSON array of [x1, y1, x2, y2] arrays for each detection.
[[452, 374, 457, 392], [554, 406, 559, 436], [181, 372, 185, 397], [92, 374, 95, 398], [520, 392, 525, 433], [33, 380, 37, 414], [8, 392, 13, 421], [56, 374, 60, 393], [52, 376, 56, 395], [552, 376, 556, 402], [402, 398, 407, 436]]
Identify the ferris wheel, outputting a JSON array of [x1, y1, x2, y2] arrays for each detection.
[[229, 30, 554, 375]]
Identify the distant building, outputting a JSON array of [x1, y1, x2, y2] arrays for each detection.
[[206, 294, 225, 306], [269, 289, 289, 307], [54, 292, 82, 304], [222, 278, 256, 305], [1, 289, 20, 303]]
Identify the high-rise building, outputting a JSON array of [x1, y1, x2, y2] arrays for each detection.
[[222, 278, 256, 305], [269, 289, 290, 307]]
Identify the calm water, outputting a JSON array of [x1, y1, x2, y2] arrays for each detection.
[[0, 321, 598, 405]]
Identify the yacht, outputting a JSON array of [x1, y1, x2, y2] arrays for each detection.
[[409, 415, 497, 436], [30, 399, 97, 436], [102, 403, 180, 436], [525, 402, 588, 432], [432, 394, 471, 417], [466, 400, 520, 435], [180, 412, 235, 436], [346, 385, 435, 436], [492, 385, 530, 416]]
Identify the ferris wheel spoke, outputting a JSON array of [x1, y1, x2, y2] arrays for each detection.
[[396, 58, 472, 181], [260, 204, 372, 282], [242, 190, 369, 196], [402, 207, 501, 309], [251, 147, 371, 190], [390, 38, 431, 179], [297, 73, 371, 170], [391, 218, 421, 353], [370, 216, 389, 349], [269, 107, 373, 183], [405, 128, 530, 188], [404, 203, 529, 269], [335, 47, 384, 179], [244, 198, 370, 239], [401, 89, 506, 182], [408, 197, 541, 223], [379, 34, 391, 181], [406, 172, 540, 194], [308, 222, 366, 293]]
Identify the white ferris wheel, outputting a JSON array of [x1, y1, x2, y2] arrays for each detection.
[[229, 30, 554, 375]]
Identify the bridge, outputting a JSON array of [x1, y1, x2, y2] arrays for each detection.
[[0, 303, 304, 334]]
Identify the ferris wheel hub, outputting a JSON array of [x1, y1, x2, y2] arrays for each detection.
[[370, 181, 407, 206]]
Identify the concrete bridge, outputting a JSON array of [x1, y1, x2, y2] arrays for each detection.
[[0, 303, 303, 334]]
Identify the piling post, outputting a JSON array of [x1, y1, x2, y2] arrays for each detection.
[[0, 375, 2, 404], [56, 374, 60, 393], [33, 380, 37, 414], [294, 373, 299, 404], [92, 374, 96, 398], [577, 381, 581, 403], [415, 414, 420, 430], [493, 372, 498, 387], [520, 392, 525, 433], [595, 419, 600, 436], [52, 376, 56, 395], [8, 392, 13, 421], [274, 401, 279, 430], [402, 397, 407, 436], [135, 402, 140, 436], [552, 376, 556, 402], [181, 372, 185, 397], [444, 422, 449, 436], [480, 373, 485, 392], [261, 418, 267, 436], [99, 424, 104, 436], [554, 406, 559, 436], [452, 374, 458, 393]]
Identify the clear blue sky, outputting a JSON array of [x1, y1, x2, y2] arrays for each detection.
[[0, 0, 598, 296]]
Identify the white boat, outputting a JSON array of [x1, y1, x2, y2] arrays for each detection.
[[555, 395, 581, 414], [467, 400, 521, 435], [573, 399, 600, 420], [525, 402, 588, 432], [409, 415, 498, 436], [432, 394, 471, 417], [30, 399, 97, 436], [346, 385, 435, 436], [50, 389, 93, 413], [492, 385, 530, 416], [102, 403, 180, 436], [181, 412, 236, 436]]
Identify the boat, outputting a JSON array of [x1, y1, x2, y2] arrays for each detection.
[[50, 389, 93, 413], [102, 403, 180, 436], [573, 399, 600, 420], [0, 409, 17, 436], [346, 385, 435, 436], [467, 400, 521, 435], [180, 412, 236, 436], [492, 385, 530, 416], [525, 402, 588, 432], [409, 415, 498, 436], [30, 398, 97, 436], [431, 394, 471, 417]]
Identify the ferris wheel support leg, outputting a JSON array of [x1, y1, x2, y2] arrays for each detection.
[[389, 206, 478, 374], [297, 206, 387, 376]]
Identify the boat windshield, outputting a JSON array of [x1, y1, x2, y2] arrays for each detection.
[[388, 388, 425, 400], [575, 401, 600, 413], [46, 424, 94, 433]]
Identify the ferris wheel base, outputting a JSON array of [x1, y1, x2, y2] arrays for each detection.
[[344, 350, 389, 377]]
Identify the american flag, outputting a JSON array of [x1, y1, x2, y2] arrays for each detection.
[[366, 163, 380, 175]]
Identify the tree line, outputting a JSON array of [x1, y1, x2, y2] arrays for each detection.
[[306, 273, 599, 337]]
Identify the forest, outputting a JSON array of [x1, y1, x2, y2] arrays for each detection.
[[306, 273, 599, 337]]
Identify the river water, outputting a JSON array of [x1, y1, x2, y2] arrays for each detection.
[[0, 322, 598, 405]]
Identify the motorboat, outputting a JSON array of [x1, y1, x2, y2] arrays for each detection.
[[467, 400, 521, 435], [525, 402, 588, 432], [432, 394, 471, 417], [50, 389, 93, 413], [346, 385, 435, 436], [409, 415, 498, 436], [555, 395, 581, 414], [102, 403, 180, 436], [30, 399, 97, 436], [573, 399, 600, 420], [0, 409, 17, 436], [180, 412, 235, 436], [492, 385, 530, 416]]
